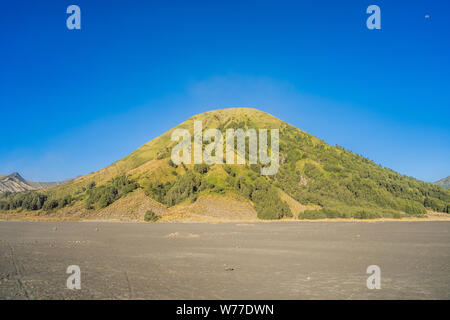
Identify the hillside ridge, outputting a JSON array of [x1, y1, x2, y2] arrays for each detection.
[[1, 108, 449, 221]]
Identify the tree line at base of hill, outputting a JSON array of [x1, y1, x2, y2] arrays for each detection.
[[0, 175, 138, 212]]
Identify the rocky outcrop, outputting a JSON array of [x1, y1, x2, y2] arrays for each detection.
[[0, 173, 62, 193], [434, 176, 450, 189]]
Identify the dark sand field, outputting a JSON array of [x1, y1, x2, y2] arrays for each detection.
[[0, 220, 449, 299]]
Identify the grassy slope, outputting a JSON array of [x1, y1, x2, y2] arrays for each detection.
[[2, 108, 450, 220], [48, 108, 289, 197]]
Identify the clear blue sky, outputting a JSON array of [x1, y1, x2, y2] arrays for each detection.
[[0, 0, 449, 182]]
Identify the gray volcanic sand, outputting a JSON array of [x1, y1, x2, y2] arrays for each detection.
[[0, 221, 449, 299]]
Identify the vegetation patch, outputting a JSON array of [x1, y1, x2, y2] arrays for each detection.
[[84, 175, 138, 210], [144, 210, 160, 222], [0, 191, 73, 212]]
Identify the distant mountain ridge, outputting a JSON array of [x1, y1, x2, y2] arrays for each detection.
[[0, 172, 63, 193], [434, 176, 450, 189]]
